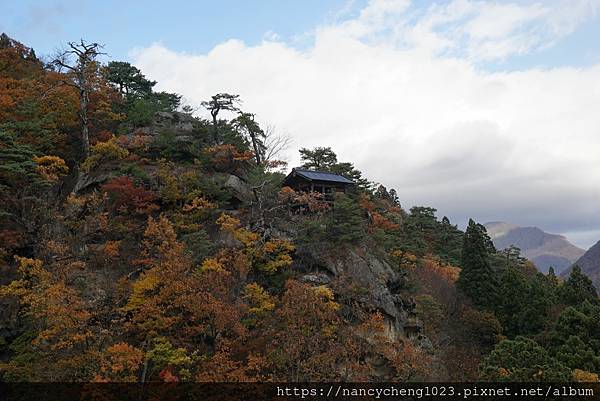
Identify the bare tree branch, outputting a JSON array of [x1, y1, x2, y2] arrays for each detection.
[[263, 124, 293, 164]]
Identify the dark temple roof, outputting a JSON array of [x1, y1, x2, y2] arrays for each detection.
[[286, 168, 355, 185]]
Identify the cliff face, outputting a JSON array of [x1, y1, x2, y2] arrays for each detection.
[[319, 250, 426, 343], [485, 222, 585, 273], [269, 213, 427, 345]]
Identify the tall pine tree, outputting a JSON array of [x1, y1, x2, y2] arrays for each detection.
[[560, 265, 599, 306], [457, 219, 499, 310]]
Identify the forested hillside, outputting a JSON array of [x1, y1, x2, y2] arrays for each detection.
[[1, 35, 599, 383]]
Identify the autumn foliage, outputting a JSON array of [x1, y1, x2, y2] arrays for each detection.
[[33, 155, 69, 182], [204, 144, 253, 174], [101, 176, 158, 215], [2, 34, 597, 386]]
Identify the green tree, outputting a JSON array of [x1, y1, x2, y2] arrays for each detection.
[[126, 92, 182, 126], [299, 146, 338, 170], [104, 61, 156, 97], [547, 266, 560, 287], [201, 93, 240, 143], [400, 207, 463, 260], [104, 61, 181, 126], [481, 336, 571, 381], [500, 245, 527, 267], [298, 147, 372, 190], [457, 219, 498, 310], [0, 131, 49, 230], [401, 207, 437, 256], [435, 216, 463, 265], [520, 273, 557, 334], [329, 161, 371, 191], [232, 112, 265, 164], [151, 91, 182, 112], [329, 193, 365, 244], [555, 335, 600, 373], [494, 267, 554, 337], [560, 265, 598, 306], [550, 302, 600, 359], [495, 265, 529, 337]]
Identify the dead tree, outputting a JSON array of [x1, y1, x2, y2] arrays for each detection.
[[52, 40, 104, 159], [263, 125, 292, 166]]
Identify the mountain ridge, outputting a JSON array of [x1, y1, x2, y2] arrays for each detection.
[[484, 222, 585, 273]]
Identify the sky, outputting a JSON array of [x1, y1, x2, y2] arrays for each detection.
[[3, 0, 600, 248]]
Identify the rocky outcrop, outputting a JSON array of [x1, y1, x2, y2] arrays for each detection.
[[317, 249, 425, 342], [71, 111, 201, 195], [72, 170, 112, 194], [133, 111, 196, 142]]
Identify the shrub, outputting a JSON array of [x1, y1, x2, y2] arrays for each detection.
[[203, 144, 253, 174], [101, 176, 158, 215], [118, 163, 151, 185], [81, 136, 128, 172], [33, 155, 68, 182]]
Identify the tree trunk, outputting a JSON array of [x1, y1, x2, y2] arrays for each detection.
[[212, 111, 219, 143], [80, 86, 90, 158], [249, 132, 261, 165]]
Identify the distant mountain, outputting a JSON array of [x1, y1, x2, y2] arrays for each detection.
[[484, 222, 585, 273], [561, 240, 600, 291]]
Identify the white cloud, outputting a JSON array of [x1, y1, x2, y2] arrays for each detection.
[[131, 0, 600, 246]]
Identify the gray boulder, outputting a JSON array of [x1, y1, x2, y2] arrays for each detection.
[[223, 174, 254, 203]]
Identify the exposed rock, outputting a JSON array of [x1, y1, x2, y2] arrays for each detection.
[[320, 249, 424, 341], [134, 111, 195, 138], [300, 273, 331, 285], [214, 228, 243, 249], [414, 333, 434, 351], [222, 174, 254, 203], [72, 170, 111, 193]]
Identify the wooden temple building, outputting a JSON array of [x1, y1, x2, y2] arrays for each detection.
[[282, 168, 355, 195]]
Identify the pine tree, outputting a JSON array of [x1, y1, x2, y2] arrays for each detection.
[[548, 266, 559, 285], [329, 193, 365, 244], [299, 146, 338, 170], [560, 265, 599, 306], [457, 219, 499, 310], [481, 336, 571, 381], [435, 216, 463, 265], [0, 131, 49, 225]]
